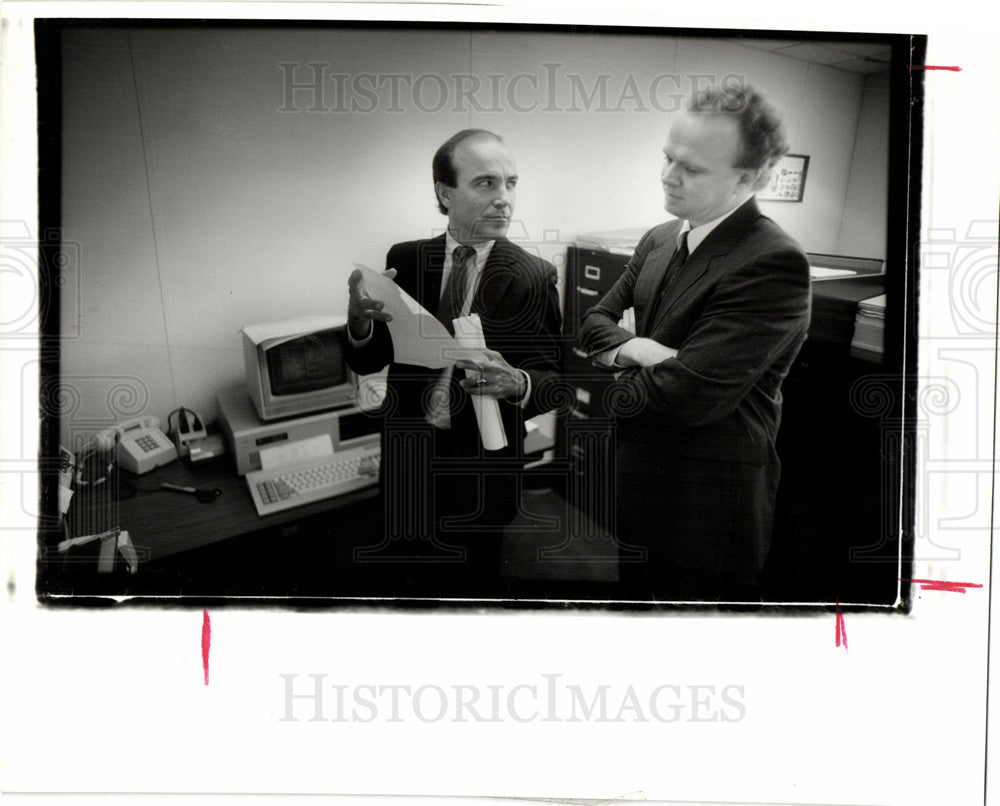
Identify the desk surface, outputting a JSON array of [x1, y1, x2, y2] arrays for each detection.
[[118, 458, 378, 562], [55, 458, 622, 602], [808, 273, 886, 348]]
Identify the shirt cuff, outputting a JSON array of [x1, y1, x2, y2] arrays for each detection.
[[347, 321, 374, 347], [506, 369, 532, 409], [593, 343, 628, 369]]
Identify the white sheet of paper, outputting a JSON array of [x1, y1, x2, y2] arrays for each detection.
[[356, 264, 482, 370], [809, 266, 858, 279], [57, 485, 73, 515], [258, 433, 333, 470]]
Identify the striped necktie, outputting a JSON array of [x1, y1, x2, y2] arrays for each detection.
[[427, 245, 477, 428], [437, 245, 476, 333]]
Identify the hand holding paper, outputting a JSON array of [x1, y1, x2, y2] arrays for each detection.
[[353, 264, 487, 370], [451, 314, 508, 451], [456, 348, 526, 402], [347, 266, 396, 338], [348, 267, 500, 448]]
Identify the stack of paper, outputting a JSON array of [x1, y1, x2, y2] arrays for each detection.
[[850, 294, 886, 361], [810, 266, 858, 280], [575, 227, 649, 255]]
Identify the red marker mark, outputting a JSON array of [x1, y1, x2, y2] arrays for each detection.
[[908, 65, 962, 71], [902, 578, 983, 594], [835, 602, 848, 652], [201, 610, 211, 686]]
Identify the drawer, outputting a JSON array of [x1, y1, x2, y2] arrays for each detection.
[[563, 285, 601, 339], [561, 349, 614, 417], [563, 246, 629, 338], [570, 248, 628, 293]]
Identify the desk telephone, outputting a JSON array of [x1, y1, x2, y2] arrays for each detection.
[[94, 416, 178, 475]]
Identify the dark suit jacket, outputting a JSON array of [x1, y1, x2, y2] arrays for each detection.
[[579, 197, 811, 594], [346, 234, 562, 531]]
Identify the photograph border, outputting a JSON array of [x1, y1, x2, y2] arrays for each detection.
[[32, 18, 922, 613]]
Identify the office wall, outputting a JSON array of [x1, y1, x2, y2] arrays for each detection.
[[836, 71, 891, 259], [57, 26, 881, 445]]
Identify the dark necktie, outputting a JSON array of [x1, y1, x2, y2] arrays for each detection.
[[668, 229, 690, 277], [427, 245, 476, 428], [647, 230, 690, 331], [438, 245, 476, 332]]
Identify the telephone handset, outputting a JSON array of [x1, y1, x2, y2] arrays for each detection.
[[94, 416, 178, 474]]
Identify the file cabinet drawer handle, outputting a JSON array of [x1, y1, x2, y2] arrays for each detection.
[[576, 286, 599, 297]]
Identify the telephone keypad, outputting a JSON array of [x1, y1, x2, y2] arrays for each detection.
[[135, 434, 161, 453]]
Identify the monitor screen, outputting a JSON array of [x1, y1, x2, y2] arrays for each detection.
[[265, 329, 347, 396]]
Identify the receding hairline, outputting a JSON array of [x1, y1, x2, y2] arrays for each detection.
[[450, 134, 517, 177], [451, 130, 508, 158]]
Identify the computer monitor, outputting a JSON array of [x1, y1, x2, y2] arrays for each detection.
[[242, 315, 359, 420]]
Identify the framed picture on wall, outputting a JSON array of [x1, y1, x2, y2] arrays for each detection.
[[760, 153, 810, 201]]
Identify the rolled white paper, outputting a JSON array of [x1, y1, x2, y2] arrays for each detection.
[[452, 314, 508, 451]]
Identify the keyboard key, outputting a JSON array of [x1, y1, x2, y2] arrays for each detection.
[[246, 446, 380, 516]]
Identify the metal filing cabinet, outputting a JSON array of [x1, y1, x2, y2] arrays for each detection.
[[561, 245, 630, 418], [557, 246, 630, 517]]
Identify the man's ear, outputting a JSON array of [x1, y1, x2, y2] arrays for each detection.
[[435, 181, 452, 211], [740, 168, 765, 190], [739, 166, 767, 193]]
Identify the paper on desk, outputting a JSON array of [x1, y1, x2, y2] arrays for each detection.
[[355, 264, 487, 370], [809, 266, 857, 280], [259, 433, 333, 470], [453, 314, 508, 451], [117, 530, 139, 574]]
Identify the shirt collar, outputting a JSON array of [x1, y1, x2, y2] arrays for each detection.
[[445, 231, 495, 269], [682, 200, 746, 255]]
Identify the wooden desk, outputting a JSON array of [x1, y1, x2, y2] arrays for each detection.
[[40, 456, 382, 601], [808, 273, 886, 349], [116, 459, 378, 563], [44, 450, 629, 603]]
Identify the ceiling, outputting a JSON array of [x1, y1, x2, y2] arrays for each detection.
[[733, 38, 893, 74]]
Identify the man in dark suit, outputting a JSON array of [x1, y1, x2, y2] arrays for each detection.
[[345, 129, 562, 596], [580, 86, 811, 601]]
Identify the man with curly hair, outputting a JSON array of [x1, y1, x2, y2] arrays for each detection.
[[581, 85, 812, 601]]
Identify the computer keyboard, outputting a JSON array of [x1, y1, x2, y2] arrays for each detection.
[[246, 445, 380, 516]]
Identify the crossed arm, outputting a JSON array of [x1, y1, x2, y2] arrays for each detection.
[[580, 241, 811, 428]]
